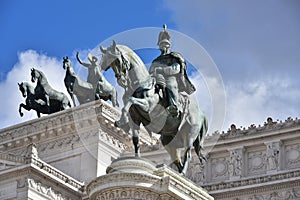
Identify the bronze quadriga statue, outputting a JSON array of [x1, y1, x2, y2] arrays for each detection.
[[62, 54, 118, 107], [18, 68, 71, 118]]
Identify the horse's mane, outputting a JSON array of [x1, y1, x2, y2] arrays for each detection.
[[117, 45, 146, 69], [34, 68, 48, 83], [21, 82, 35, 94]]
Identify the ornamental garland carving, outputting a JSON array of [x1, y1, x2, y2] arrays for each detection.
[[27, 178, 72, 200], [93, 188, 171, 200], [286, 143, 300, 169]]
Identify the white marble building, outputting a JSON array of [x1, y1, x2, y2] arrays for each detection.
[[0, 100, 299, 199]]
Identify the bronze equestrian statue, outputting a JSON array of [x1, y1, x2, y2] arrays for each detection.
[[100, 37, 207, 175]]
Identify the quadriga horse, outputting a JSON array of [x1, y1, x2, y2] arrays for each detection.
[[18, 82, 62, 117], [62, 56, 119, 107], [62, 56, 94, 105], [100, 41, 208, 175], [30, 68, 71, 111]]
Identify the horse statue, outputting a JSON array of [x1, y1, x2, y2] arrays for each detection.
[[18, 82, 63, 117], [30, 68, 71, 111], [100, 41, 208, 175], [62, 56, 119, 107]]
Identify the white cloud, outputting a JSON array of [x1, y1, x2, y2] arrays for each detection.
[[190, 73, 226, 134], [162, 0, 300, 131], [0, 50, 69, 129], [224, 77, 300, 130]]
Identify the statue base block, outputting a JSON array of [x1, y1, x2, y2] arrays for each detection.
[[87, 157, 214, 200]]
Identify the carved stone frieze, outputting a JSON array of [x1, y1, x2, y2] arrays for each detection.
[[203, 169, 300, 194]]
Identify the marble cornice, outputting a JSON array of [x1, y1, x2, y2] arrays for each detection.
[[0, 100, 154, 151], [0, 153, 84, 195], [207, 117, 300, 142], [203, 169, 300, 194]]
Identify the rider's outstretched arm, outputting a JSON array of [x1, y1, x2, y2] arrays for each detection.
[[76, 52, 90, 68]]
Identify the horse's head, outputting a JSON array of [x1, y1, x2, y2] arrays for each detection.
[[31, 68, 39, 83], [63, 56, 71, 70], [100, 41, 129, 88], [18, 82, 27, 98]]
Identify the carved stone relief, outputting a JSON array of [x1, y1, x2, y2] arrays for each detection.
[[228, 148, 243, 178], [285, 143, 300, 169], [27, 178, 73, 200], [211, 157, 229, 180], [247, 150, 266, 176], [186, 155, 206, 184], [265, 142, 280, 171], [93, 188, 167, 200]]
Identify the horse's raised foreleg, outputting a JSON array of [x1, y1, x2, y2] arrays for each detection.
[[115, 97, 133, 132], [129, 97, 150, 112], [19, 103, 30, 117]]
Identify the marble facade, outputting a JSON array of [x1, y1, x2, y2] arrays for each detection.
[[0, 100, 299, 199]]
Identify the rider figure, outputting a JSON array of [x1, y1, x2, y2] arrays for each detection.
[[149, 24, 195, 116], [76, 52, 103, 91]]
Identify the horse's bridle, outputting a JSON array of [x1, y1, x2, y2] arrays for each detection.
[[112, 53, 131, 88]]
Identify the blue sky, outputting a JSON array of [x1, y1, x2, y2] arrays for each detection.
[[0, 0, 172, 79], [0, 0, 299, 132]]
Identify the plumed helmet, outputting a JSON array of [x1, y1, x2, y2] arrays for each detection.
[[157, 24, 171, 46]]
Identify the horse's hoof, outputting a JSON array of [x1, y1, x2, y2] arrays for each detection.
[[20, 113, 23, 117], [135, 153, 140, 158]]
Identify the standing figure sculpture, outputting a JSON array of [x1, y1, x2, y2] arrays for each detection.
[[76, 52, 101, 90], [18, 82, 63, 117], [62, 55, 118, 107], [100, 38, 207, 175], [149, 24, 195, 117]]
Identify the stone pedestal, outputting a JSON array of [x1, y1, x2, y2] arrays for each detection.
[[86, 157, 213, 200]]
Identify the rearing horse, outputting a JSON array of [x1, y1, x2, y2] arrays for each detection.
[[18, 81, 63, 117], [31, 68, 71, 111], [100, 41, 208, 175]]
